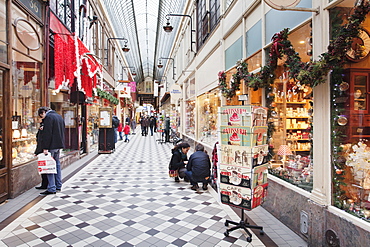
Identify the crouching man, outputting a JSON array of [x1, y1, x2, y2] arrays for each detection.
[[185, 144, 211, 190]]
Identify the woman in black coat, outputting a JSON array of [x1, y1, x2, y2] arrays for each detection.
[[169, 142, 190, 182]]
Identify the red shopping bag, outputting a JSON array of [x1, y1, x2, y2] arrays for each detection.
[[37, 153, 57, 174]]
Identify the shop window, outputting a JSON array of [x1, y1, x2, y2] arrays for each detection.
[[268, 23, 313, 191], [0, 0, 7, 64], [0, 70, 3, 168], [185, 99, 195, 137], [332, 68, 370, 221], [11, 51, 41, 165], [197, 89, 220, 146], [246, 50, 262, 73]]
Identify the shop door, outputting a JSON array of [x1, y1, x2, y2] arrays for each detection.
[[0, 69, 8, 203]]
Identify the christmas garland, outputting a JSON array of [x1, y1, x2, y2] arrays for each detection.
[[219, 2, 370, 96], [218, 2, 370, 210], [96, 88, 119, 105]]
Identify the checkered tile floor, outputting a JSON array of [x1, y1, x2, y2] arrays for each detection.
[[0, 131, 265, 246]]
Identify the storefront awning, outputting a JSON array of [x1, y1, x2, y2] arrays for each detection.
[[160, 92, 170, 103]]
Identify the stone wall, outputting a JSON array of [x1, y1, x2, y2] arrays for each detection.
[[264, 177, 370, 246], [10, 151, 81, 198]]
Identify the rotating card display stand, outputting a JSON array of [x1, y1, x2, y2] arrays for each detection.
[[219, 105, 269, 242]]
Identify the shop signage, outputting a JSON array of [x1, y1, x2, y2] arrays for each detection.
[[18, 0, 43, 20], [129, 81, 136, 92], [119, 86, 131, 98], [170, 83, 182, 104]]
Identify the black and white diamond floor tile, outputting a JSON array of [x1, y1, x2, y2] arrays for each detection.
[[0, 131, 265, 247]]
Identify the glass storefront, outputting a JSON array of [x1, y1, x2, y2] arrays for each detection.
[[197, 89, 220, 146], [0, 70, 3, 168], [10, 3, 43, 165], [87, 103, 99, 151], [329, 7, 370, 222], [268, 22, 314, 191], [185, 99, 195, 137], [12, 51, 41, 165], [0, 0, 7, 63]]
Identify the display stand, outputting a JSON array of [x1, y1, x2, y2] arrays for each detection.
[[156, 130, 165, 144], [218, 105, 269, 242], [224, 209, 264, 242]]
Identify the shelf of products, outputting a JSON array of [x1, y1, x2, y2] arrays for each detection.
[[12, 135, 37, 165], [273, 79, 312, 156], [268, 74, 313, 191], [185, 99, 195, 137], [197, 91, 220, 145]]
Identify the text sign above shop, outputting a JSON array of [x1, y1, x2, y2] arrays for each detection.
[[119, 86, 131, 98], [170, 84, 182, 104], [18, 0, 43, 20]]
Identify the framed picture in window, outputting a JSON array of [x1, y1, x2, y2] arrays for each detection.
[[99, 107, 112, 128], [12, 115, 21, 130], [62, 107, 76, 128]]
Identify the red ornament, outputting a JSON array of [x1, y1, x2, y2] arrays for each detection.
[[335, 169, 343, 175]]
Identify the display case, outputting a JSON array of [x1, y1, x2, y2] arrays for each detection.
[[11, 134, 37, 165]]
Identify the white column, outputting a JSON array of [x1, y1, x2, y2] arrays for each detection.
[[310, 0, 331, 205]]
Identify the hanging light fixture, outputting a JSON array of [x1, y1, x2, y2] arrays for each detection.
[[163, 17, 173, 33], [122, 40, 130, 52], [163, 14, 196, 53], [157, 60, 163, 68]]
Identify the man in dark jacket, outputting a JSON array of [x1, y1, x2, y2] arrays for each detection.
[[149, 116, 156, 136], [38, 107, 65, 195], [164, 114, 170, 142], [185, 144, 211, 190]]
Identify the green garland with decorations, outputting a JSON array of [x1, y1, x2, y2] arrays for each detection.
[[218, 2, 370, 209], [96, 88, 119, 105]]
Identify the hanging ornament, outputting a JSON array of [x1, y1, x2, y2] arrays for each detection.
[[337, 116, 348, 126], [271, 111, 278, 117], [335, 169, 343, 175], [339, 81, 349, 91]]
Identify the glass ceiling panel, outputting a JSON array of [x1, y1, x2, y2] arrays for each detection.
[[102, 0, 186, 84]]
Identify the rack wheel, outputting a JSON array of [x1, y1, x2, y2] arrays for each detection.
[[224, 231, 229, 237], [260, 230, 264, 235], [224, 222, 229, 226], [247, 237, 252, 242]]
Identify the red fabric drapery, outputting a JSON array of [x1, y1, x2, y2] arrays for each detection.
[[54, 34, 76, 90], [54, 34, 101, 97]]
